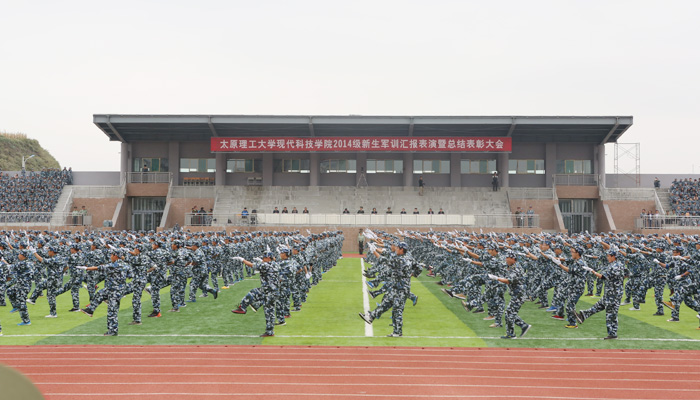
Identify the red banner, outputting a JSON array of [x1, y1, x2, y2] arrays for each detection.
[[211, 137, 511, 152]]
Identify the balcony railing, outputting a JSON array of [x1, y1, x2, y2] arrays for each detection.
[[636, 216, 700, 229], [186, 213, 214, 226], [202, 213, 539, 228], [127, 172, 172, 184], [0, 213, 92, 226], [553, 174, 598, 186]]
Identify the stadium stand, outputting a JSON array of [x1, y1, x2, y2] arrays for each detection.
[[669, 178, 700, 216], [0, 168, 72, 223]]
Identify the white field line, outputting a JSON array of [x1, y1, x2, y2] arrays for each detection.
[[360, 257, 373, 337]]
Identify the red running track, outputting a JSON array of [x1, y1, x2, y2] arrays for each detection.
[[1, 346, 700, 400]]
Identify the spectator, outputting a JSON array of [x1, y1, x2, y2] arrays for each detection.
[[526, 205, 535, 227], [427, 208, 435, 215], [386, 207, 393, 214], [302, 207, 309, 214], [412, 208, 419, 214], [80, 205, 88, 226], [357, 206, 365, 214], [654, 177, 660, 189], [291, 207, 298, 214], [281, 207, 289, 214], [371, 208, 378, 214], [515, 207, 523, 227], [273, 207, 280, 214], [438, 208, 445, 214], [0, 167, 72, 222], [400, 208, 407, 215], [342, 208, 350, 214], [418, 175, 425, 196], [358, 230, 365, 255], [492, 172, 499, 192], [241, 207, 249, 219]]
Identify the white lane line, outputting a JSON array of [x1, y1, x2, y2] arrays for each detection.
[[4, 334, 700, 342], [361, 257, 373, 337]]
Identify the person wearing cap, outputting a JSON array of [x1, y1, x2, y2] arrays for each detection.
[[487, 251, 531, 339], [359, 241, 417, 337], [648, 241, 670, 316], [550, 246, 588, 328], [80, 249, 131, 336], [6, 247, 40, 326], [231, 251, 280, 337], [168, 239, 191, 312], [276, 246, 296, 324], [27, 246, 66, 318], [57, 244, 87, 312], [145, 240, 169, 318], [663, 246, 700, 323], [187, 241, 218, 303], [575, 249, 628, 340], [124, 243, 152, 325]]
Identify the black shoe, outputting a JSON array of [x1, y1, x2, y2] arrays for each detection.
[[501, 335, 516, 339], [80, 308, 93, 317], [359, 312, 373, 324], [260, 332, 274, 337], [603, 335, 617, 340], [520, 324, 532, 337], [103, 332, 118, 336], [128, 321, 142, 325], [68, 307, 80, 312], [212, 290, 218, 300], [386, 333, 402, 337], [652, 311, 664, 316], [275, 321, 286, 326]]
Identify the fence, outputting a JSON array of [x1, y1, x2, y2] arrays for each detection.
[[185, 213, 214, 226], [636, 216, 700, 230], [203, 213, 540, 228], [553, 174, 598, 186], [126, 172, 171, 184], [0, 213, 92, 226]]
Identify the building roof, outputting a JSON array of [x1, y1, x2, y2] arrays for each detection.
[[94, 114, 632, 145]]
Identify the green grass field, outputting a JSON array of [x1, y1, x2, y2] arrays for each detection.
[[1, 257, 699, 349]]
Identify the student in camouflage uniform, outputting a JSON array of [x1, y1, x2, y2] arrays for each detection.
[[187, 240, 218, 302], [360, 241, 417, 337], [6, 247, 38, 326], [125, 242, 151, 325], [664, 246, 700, 322], [28, 246, 66, 318], [58, 244, 87, 312], [550, 246, 588, 328], [146, 239, 169, 318], [168, 239, 190, 312], [575, 249, 628, 339], [232, 251, 280, 337], [487, 250, 531, 339], [80, 249, 130, 336]]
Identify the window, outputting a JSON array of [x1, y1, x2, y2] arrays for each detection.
[[367, 159, 403, 174], [321, 159, 356, 173], [461, 159, 496, 174], [133, 158, 168, 172], [414, 159, 450, 174], [226, 159, 261, 173], [180, 158, 215, 173], [556, 160, 592, 174], [508, 160, 545, 174], [273, 159, 311, 173]]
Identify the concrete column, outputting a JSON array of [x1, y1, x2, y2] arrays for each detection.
[[596, 144, 606, 188], [545, 143, 557, 188], [450, 152, 461, 187], [497, 152, 509, 189], [120, 142, 129, 176], [262, 153, 273, 186], [309, 153, 320, 186], [169, 142, 180, 185], [215, 152, 226, 186], [356, 153, 367, 186], [403, 152, 413, 187]]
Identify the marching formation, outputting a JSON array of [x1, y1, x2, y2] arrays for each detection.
[[0, 229, 344, 337], [358, 229, 700, 340]]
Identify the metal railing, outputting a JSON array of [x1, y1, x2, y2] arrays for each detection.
[[636, 216, 700, 229], [203, 213, 540, 228], [126, 172, 172, 184], [0, 213, 92, 226], [553, 174, 598, 186], [507, 187, 555, 199], [185, 213, 214, 226]]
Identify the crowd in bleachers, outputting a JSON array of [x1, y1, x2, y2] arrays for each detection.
[[669, 178, 700, 217], [0, 168, 72, 223]]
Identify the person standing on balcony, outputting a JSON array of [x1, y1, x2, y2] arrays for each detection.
[[492, 172, 499, 192], [527, 206, 535, 227], [418, 175, 425, 196]]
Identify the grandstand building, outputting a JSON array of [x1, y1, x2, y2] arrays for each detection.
[[82, 114, 660, 239]]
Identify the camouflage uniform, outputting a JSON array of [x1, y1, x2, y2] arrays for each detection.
[[83, 259, 130, 335], [578, 257, 627, 338], [503, 261, 529, 337], [147, 245, 170, 315], [7, 256, 34, 324], [258, 259, 280, 336]]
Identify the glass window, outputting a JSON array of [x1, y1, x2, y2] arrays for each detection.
[[367, 160, 377, 173], [367, 159, 402, 173], [413, 160, 422, 174], [227, 159, 259, 173], [509, 160, 545, 174], [275, 159, 310, 173], [300, 159, 310, 173], [557, 160, 593, 175], [134, 158, 168, 172], [180, 158, 215, 173], [321, 159, 356, 173], [414, 160, 449, 174]]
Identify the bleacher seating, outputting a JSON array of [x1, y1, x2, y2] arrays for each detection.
[[669, 178, 700, 216], [0, 168, 72, 223]]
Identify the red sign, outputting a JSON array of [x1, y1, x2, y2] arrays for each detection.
[[211, 137, 511, 152]]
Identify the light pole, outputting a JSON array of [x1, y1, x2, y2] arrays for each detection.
[[21, 154, 35, 176]]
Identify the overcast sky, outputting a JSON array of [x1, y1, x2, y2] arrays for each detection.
[[1, 1, 698, 173]]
